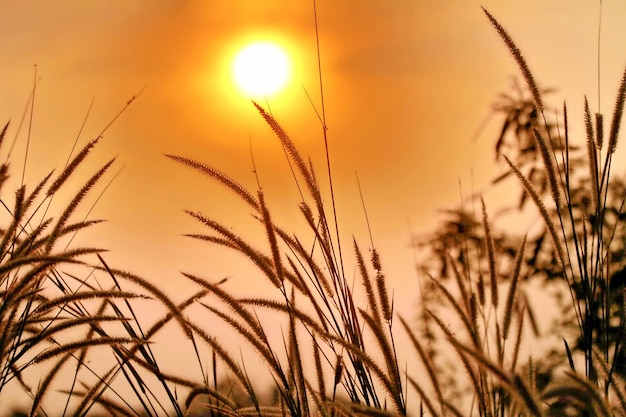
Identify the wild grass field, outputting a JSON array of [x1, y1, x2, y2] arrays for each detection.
[[1, 5, 626, 417]]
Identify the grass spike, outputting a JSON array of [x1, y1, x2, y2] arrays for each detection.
[[608, 65, 626, 154], [483, 8, 544, 111]]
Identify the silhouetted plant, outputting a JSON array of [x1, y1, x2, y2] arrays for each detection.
[[0, 95, 202, 416], [417, 6, 626, 416]]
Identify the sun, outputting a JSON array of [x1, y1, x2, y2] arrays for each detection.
[[232, 41, 291, 98]]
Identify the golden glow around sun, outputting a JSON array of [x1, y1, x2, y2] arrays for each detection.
[[233, 41, 291, 98]]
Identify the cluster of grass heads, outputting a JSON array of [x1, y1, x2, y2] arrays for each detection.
[[4, 6, 626, 417], [0, 120, 140, 414], [0, 103, 211, 416], [157, 8, 626, 417], [415, 8, 626, 416]]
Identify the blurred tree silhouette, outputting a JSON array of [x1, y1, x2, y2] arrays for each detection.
[[416, 78, 626, 380]]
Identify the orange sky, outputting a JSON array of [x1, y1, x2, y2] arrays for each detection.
[[2, 1, 626, 410], [3, 0, 626, 313]]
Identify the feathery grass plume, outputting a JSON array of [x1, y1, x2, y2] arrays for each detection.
[[371, 248, 381, 272], [23, 170, 53, 213], [502, 236, 526, 340], [532, 127, 562, 209], [47, 137, 99, 197], [608, 65, 626, 154], [375, 272, 392, 322], [252, 101, 321, 205], [469, 293, 479, 345], [1, 254, 87, 301], [0, 185, 26, 258], [563, 102, 572, 178], [295, 203, 335, 298], [510, 305, 525, 372], [46, 158, 115, 252], [123, 355, 199, 389], [0, 163, 9, 194], [18, 315, 130, 349], [185, 387, 238, 412], [370, 250, 392, 323], [481, 198, 498, 308], [56, 218, 104, 240], [287, 290, 309, 417], [354, 239, 380, 324], [186, 210, 281, 286], [183, 273, 268, 344], [33, 337, 145, 364], [34, 290, 146, 313], [299, 201, 331, 260], [477, 272, 485, 307], [0, 121, 9, 150], [429, 276, 475, 342], [333, 354, 343, 390], [504, 155, 568, 272], [257, 190, 285, 287], [197, 302, 282, 378], [0, 116, 181, 414], [483, 8, 544, 112], [585, 97, 601, 214], [596, 113, 604, 149], [187, 231, 294, 291], [522, 290, 541, 338], [239, 297, 328, 337], [7, 222, 48, 258], [446, 253, 471, 317], [96, 264, 194, 339], [165, 154, 259, 210]]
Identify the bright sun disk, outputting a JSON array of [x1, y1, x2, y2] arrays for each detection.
[[233, 41, 291, 98]]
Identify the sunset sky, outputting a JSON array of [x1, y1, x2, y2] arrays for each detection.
[[2, 1, 626, 407]]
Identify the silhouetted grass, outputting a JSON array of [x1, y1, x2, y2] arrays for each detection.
[[4, 4, 626, 417], [167, 6, 626, 417]]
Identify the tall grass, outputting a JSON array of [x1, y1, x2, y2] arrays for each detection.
[[4, 4, 626, 417], [0, 97, 204, 416], [417, 7, 626, 416], [167, 6, 626, 417]]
